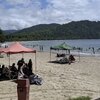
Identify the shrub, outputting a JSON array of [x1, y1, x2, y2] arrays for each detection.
[[69, 96, 91, 100]]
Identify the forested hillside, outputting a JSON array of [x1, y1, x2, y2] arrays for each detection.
[[5, 20, 100, 41], [0, 29, 5, 42]]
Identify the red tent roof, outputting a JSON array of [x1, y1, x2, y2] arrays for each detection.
[[0, 48, 4, 53], [4, 42, 36, 54]]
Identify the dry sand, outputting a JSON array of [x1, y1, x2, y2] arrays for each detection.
[[0, 52, 100, 100]]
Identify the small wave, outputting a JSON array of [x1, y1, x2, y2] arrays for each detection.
[[71, 51, 100, 57]]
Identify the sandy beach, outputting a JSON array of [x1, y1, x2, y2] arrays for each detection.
[[0, 52, 100, 100]]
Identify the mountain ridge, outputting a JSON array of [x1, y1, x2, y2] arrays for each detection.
[[5, 20, 100, 41]]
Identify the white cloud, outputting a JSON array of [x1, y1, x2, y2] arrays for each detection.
[[0, 0, 100, 30], [46, 0, 100, 21], [5, 0, 39, 6]]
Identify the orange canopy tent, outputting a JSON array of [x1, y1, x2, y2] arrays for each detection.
[[4, 42, 36, 54], [2, 42, 37, 72], [0, 48, 4, 53]]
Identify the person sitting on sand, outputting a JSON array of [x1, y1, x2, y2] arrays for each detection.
[[9, 63, 18, 79], [10, 63, 18, 72], [57, 53, 65, 57], [1, 65, 11, 79], [68, 55, 75, 63]]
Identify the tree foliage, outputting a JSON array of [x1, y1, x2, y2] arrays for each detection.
[[0, 28, 5, 42], [5, 20, 100, 41]]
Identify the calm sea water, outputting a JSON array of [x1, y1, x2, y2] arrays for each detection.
[[19, 39, 100, 52]]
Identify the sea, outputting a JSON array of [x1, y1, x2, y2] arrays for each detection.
[[7, 39, 100, 56]]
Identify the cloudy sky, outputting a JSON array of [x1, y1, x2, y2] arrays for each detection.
[[0, 0, 100, 30]]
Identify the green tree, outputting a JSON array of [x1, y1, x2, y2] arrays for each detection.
[[0, 29, 5, 42]]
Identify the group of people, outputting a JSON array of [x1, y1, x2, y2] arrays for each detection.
[[17, 58, 33, 78], [0, 58, 33, 80], [57, 54, 75, 64]]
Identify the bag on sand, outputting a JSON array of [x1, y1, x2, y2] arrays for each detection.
[[29, 74, 43, 85]]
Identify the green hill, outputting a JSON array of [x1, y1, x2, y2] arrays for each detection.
[[5, 20, 100, 41]]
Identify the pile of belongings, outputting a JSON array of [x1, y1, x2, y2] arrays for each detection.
[[29, 74, 43, 85], [56, 53, 65, 57]]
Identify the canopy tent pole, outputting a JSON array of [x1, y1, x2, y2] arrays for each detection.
[[35, 52, 37, 73], [66, 50, 67, 54], [68, 50, 70, 54], [78, 50, 80, 62], [22, 52, 24, 58], [79, 51, 80, 62], [50, 49, 51, 61], [8, 53, 10, 66]]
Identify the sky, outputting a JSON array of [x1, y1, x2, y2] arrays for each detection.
[[0, 0, 100, 30]]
